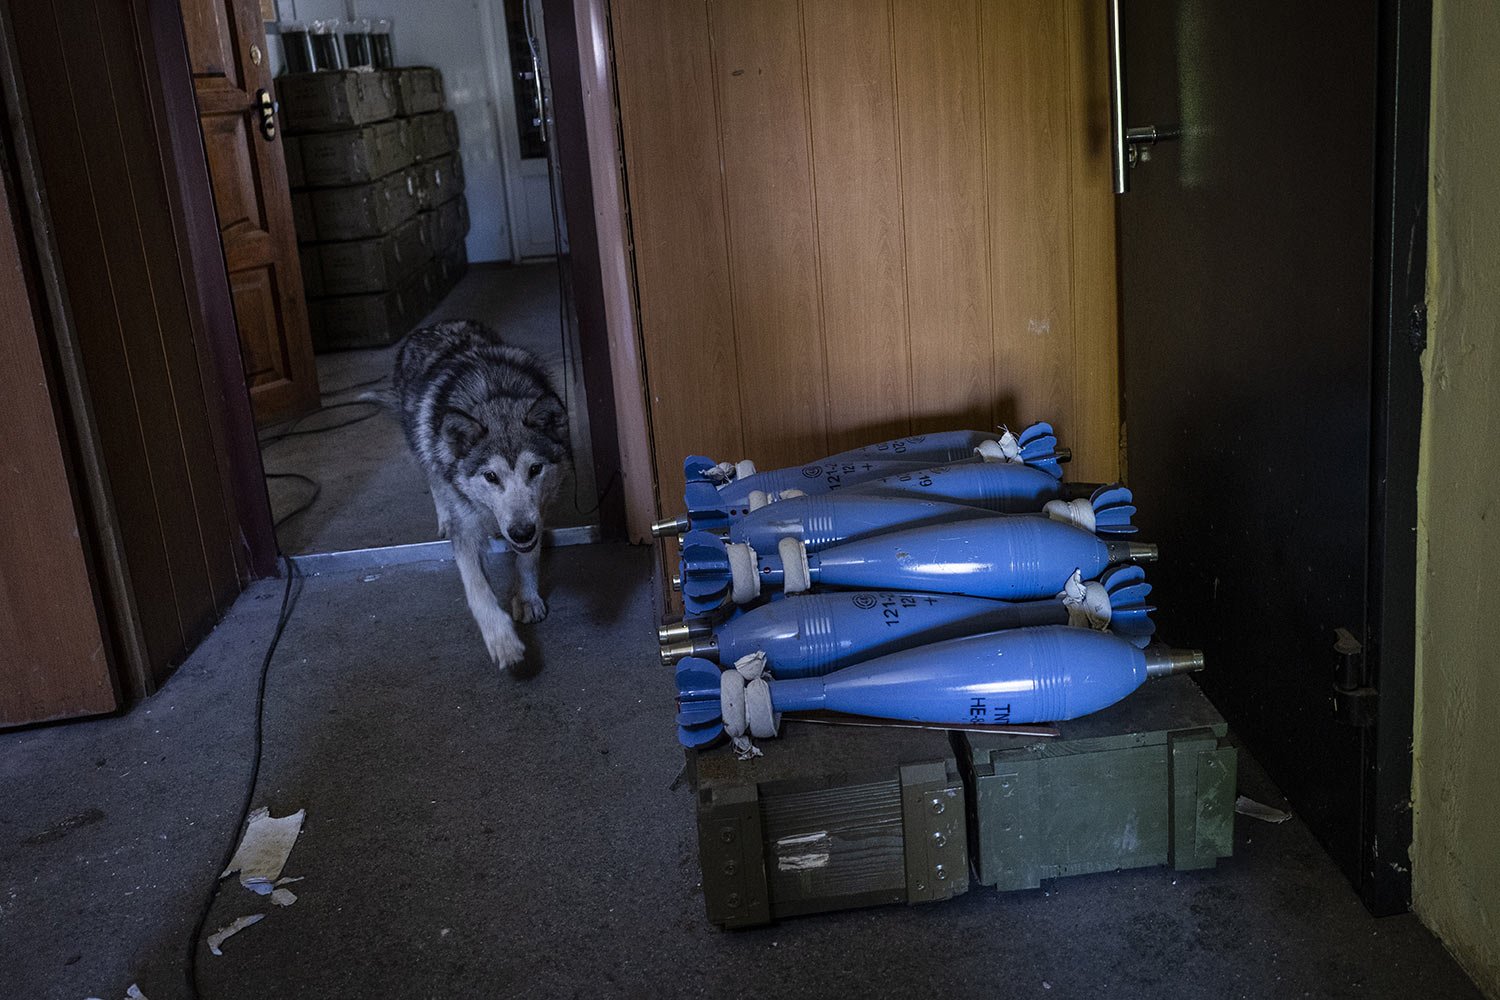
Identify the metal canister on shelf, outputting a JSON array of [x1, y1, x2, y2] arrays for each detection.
[[310, 19, 344, 71], [370, 18, 396, 69], [279, 21, 316, 74], [342, 17, 374, 69]]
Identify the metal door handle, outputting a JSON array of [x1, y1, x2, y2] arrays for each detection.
[[1107, 0, 1128, 193], [254, 88, 278, 142]]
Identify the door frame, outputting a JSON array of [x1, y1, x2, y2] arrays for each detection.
[[142, 0, 278, 578], [1361, 0, 1431, 915]]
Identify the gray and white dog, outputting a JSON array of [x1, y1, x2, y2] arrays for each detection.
[[395, 319, 568, 671]]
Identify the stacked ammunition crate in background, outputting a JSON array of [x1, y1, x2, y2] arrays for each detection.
[[280, 66, 470, 350]]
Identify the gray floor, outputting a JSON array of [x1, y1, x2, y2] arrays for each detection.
[[0, 544, 1483, 1000], [265, 261, 599, 555]]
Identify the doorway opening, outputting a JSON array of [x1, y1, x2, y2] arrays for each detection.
[[245, 0, 601, 557]]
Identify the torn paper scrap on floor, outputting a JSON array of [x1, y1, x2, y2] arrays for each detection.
[[1235, 794, 1292, 823], [208, 913, 266, 956], [271, 888, 297, 907], [86, 987, 150, 1000], [221, 807, 305, 893]]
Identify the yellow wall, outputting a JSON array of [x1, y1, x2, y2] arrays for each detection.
[[1413, 2, 1500, 996]]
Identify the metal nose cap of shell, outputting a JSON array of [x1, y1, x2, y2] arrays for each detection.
[[658, 619, 715, 643], [652, 515, 690, 537], [1105, 540, 1160, 563], [1144, 647, 1206, 677], [659, 640, 701, 665]]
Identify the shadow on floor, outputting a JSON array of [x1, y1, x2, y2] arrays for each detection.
[[0, 544, 1481, 1000]]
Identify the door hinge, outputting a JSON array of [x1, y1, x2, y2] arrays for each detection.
[[1332, 627, 1377, 727]]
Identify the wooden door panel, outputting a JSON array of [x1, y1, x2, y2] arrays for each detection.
[[180, 1, 237, 79], [893, 0, 994, 435], [200, 116, 268, 231], [614, 0, 1123, 601], [182, 0, 318, 426], [1063, 0, 1122, 484], [983, 0, 1075, 438], [612, 0, 744, 530], [802, 0, 912, 455], [707, 0, 828, 471], [231, 267, 289, 386], [1, 156, 117, 726]]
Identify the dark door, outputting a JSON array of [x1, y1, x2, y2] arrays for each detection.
[[180, 0, 320, 425], [1115, 0, 1427, 913]]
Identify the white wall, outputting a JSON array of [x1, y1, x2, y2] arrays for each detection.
[[272, 0, 514, 263]]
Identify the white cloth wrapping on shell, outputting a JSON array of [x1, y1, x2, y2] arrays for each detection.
[[702, 461, 738, 485], [726, 541, 760, 604], [1057, 568, 1112, 629], [779, 538, 811, 594], [722, 652, 779, 758], [975, 428, 1022, 463], [735, 459, 757, 479], [776, 488, 806, 501], [747, 490, 770, 511], [1044, 497, 1097, 533]]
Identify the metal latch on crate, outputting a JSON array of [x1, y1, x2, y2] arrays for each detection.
[[1332, 627, 1377, 727]]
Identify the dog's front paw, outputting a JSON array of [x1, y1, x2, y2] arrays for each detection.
[[480, 619, 527, 670], [511, 592, 548, 623]]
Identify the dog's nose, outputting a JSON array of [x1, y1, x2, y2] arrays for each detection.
[[509, 522, 537, 545]]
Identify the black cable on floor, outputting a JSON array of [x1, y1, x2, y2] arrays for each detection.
[[258, 400, 384, 448], [185, 553, 300, 1000], [265, 472, 321, 531], [317, 372, 390, 397]]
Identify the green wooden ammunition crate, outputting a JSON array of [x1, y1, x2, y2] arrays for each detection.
[[296, 120, 413, 187], [407, 109, 459, 161], [301, 169, 420, 241], [291, 190, 316, 242], [298, 244, 322, 297], [391, 66, 444, 116], [308, 267, 426, 351], [434, 239, 468, 290], [307, 217, 428, 296], [283, 134, 305, 188], [955, 675, 1236, 892], [278, 70, 396, 133], [418, 195, 469, 254], [414, 152, 464, 210], [692, 722, 968, 930]]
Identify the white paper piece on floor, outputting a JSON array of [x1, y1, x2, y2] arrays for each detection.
[[126, 987, 149, 1000], [1235, 794, 1292, 823], [221, 807, 306, 894], [271, 888, 297, 907], [207, 913, 266, 956]]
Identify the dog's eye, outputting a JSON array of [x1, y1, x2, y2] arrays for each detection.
[[482, 470, 499, 485], [528, 463, 543, 479]]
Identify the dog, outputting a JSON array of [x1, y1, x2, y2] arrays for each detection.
[[394, 319, 569, 671]]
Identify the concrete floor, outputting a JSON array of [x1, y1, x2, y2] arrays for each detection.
[[265, 261, 599, 555], [0, 544, 1483, 1000]]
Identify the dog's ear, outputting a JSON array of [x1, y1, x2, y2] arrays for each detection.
[[524, 393, 568, 444], [438, 408, 487, 457]]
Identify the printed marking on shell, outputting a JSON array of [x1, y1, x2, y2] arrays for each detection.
[[1028, 318, 1051, 336], [778, 852, 831, 872]]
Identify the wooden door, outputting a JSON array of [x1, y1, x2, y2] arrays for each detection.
[[612, 0, 1120, 587], [1, 160, 117, 726], [181, 0, 319, 425]]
